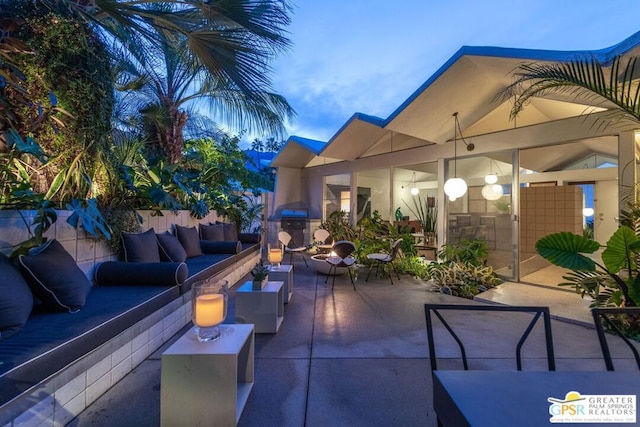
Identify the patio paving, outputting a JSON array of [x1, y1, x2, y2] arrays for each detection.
[[69, 259, 639, 427]]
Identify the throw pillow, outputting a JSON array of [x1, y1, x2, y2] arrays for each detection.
[[157, 232, 188, 262], [122, 228, 161, 262], [222, 223, 238, 242], [0, 254, 33, 340], [174, 225, 203, 258], [18, 240, 91, 313], [199, 223, 224, 241]]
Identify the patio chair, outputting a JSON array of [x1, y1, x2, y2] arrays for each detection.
[[591, 307, 640, 371], [278, 231, 308, 267], [424, 304, 556, 371], [365, 238, 402, 285], [324, 240, 357, 290], [313, 229, 333, 253]]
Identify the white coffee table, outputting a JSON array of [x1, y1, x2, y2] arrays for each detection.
[[160, 324, 254, 426], [235, 281, 284, 333], [268, 264, 294, 303]]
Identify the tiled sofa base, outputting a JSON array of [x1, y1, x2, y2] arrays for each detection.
[[0, 250, 260, 427]]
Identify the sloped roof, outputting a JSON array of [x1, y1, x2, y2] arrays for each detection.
[[271, 31, 640, 169]]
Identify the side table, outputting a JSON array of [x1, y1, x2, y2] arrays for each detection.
[[160, 323, 255, 427], [268, 264, 294, 303], [235, 281, 284, 333]]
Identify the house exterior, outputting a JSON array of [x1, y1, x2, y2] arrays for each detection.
[[268, 32, 640, 284]]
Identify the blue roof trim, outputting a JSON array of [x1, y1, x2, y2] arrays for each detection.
[[323, 112, 385, 146], [383, 31, 640, 126], [288, 136, 327, 154]]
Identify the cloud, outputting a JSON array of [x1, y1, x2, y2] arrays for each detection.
[[271, 0, 640, 142]]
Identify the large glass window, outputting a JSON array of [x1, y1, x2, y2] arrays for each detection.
[[324, 174, 351, 220], [519, 137, 618, 286], [355, 169, 390, 222], [393, 163, 438, 236], [445, 153, 515, 281]]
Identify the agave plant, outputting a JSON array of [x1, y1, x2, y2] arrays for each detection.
[[535, 228, 640, 307]]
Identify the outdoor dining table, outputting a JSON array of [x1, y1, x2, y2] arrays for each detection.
[[433, 370, 639, 427]]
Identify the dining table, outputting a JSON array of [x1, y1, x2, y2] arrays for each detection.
[[433, 370, 639, 427]]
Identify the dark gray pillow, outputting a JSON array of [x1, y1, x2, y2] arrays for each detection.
[[0, 254, 33, 340], [157, 232, 188, 262], [222, 223, 238, 242], [199, 223, 224, 241], [122, 228, 160, 262], [18, 240, 91, 313], [175, 225, 203, 258]]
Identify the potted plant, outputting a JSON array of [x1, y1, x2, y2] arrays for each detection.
[[251, 261, 270, 290], [403, 194, 437, 245]]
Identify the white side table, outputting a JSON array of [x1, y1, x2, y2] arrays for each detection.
[[268, 264, 294, 303], [160, 324, 255, 427], [235, 281, 284, 333]]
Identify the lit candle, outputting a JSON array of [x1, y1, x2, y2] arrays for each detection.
[[268, 248, 283, 264], [194, 294, 224, 327]]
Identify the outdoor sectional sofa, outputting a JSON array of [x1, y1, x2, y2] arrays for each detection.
[[0, 222, 260, 426]]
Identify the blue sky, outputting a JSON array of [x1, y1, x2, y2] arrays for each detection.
[[269, 0, 640, 144]]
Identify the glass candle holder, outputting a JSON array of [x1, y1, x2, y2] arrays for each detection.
[[192, 279, 228, 342], [267, 243, 283, 268]]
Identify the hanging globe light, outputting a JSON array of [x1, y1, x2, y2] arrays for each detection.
[[485, 173, 498, 184], [411, 186, 419, 196], [444, 113, 470, 200], [444, 177, 468, 199], [482, 184, 503, 200]]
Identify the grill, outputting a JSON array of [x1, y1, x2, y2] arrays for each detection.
[[281, 209, 308, 246]]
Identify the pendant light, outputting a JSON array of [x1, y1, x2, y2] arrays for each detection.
[[410, 172, 419, 195], [444, 112, 471, 201]]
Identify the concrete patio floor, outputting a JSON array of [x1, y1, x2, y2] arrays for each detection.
[[69, 259, 639, 427]]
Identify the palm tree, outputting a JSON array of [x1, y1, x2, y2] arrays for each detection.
[[41, 0, 295, 160], [505, 55, 640, 125], [115, 24, 294, 163]]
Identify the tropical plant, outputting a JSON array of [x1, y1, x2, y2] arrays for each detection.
[[403, 194, 437, 234], [535, 228, 640, 308], [438, 238, 489, 267], [320, 210, 357, 242], [114, 26, 294, 164], [505, 55, 640, 128], [426, 261, 502, 299]]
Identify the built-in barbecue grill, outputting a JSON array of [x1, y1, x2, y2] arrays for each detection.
[[280, 209, 308, 247]]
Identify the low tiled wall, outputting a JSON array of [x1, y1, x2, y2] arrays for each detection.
[[0, 209, 221, 280], [1, 245, 260, 426], [0, 209, 260, 426]]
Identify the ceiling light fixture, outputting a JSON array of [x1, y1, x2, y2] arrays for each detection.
[[444, 112, 472, 201], [411, 172, 419, 195], [485, 159, 498, 184]]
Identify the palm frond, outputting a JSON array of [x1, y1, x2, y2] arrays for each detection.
[[504, 55, 640, 124]]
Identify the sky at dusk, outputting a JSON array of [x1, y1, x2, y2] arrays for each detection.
[[266, 0, 640, 145]]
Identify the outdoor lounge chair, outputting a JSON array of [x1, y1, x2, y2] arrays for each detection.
[[365, 238, 402, 285], [324, 240, 357, 290], [278, 231, 308, 267]]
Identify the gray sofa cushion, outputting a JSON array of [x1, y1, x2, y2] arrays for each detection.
[[175, 225, 203, 258], [199, 223, 224, 241], [157, 232, 188, 262], [18, 240, 91, 313], [122, 228, 160, 262], [0, 255, 33, 341], [95, 261, 188, 286]]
